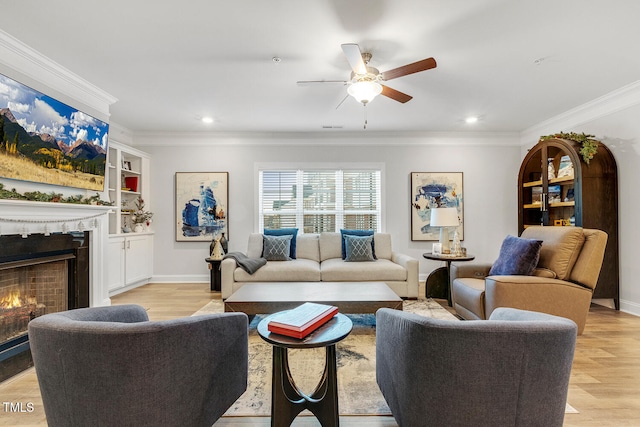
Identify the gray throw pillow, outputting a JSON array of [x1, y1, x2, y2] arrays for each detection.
[[262, 234, 292, 261], [344, 234, 376, 262], [489, 235, 542, 276]]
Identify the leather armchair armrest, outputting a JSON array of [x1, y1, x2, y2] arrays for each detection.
[[450, 263, 492, 281], [485, 275, 593, 334]]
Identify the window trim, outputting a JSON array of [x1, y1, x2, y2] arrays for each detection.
[[255, 162, 385, 233]]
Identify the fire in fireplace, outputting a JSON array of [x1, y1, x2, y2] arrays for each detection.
[[0, 232, 89, 382]]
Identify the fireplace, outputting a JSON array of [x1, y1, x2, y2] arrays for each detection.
[[0, 232, 90, 382]]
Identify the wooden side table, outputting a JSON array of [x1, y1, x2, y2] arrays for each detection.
[[257, 313, 352, 427], [423, 252, 475, 306], [205, 257, 222, 292]]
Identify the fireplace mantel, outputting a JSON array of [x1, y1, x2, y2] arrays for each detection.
[[0, 199, 114, 307]]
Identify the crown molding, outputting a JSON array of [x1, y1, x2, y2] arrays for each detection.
[[0, 29, 117, 117], [133, 130, 520, 147], [521, 79, 640, 144]]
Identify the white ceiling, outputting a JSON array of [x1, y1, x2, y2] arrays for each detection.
[[2, 0, 640, 134]]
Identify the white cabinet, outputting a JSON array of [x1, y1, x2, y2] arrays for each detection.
[[107, 234, 153, 294], [106, 141, 153, 295]]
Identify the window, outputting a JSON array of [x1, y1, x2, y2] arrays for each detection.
[[259, 169, 382, 233]]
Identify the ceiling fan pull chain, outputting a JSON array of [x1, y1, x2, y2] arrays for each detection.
[[363, 104, 368, 129]]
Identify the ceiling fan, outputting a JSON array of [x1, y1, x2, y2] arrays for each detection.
[[297, 43, 437, 106]]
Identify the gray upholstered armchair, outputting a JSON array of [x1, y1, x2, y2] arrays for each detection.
[[28, 304, 248, 427], [376, 307, 577, 427]]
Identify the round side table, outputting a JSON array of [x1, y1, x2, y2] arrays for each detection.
[[258, 312, 352, 427], [423, 252, 475, 306]]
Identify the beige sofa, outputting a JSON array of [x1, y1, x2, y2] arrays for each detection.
[[221, 232, 419, 299], [450, 226, 607, 334]]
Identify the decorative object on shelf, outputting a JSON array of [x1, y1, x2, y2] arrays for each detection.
[[410, 172, 463, 241], [539, 132, 601, 164], [429, 207, 459, 254], [0, 73, 109, 192], [131, 197, 153, 230], [175, 172, 228, 242], [452, 229, 462, 256], [0, 183, 113, 205]]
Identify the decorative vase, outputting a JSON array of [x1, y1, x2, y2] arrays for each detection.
[[452, 230, 462, 256], [220, 232, 228, 254], [134, 224, 144, 233]]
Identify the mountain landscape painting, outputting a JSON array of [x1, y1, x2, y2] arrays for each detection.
[[0, 73, 109, 191]]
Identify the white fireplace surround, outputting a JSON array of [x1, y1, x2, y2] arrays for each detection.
[[0, 199, 113, 307]]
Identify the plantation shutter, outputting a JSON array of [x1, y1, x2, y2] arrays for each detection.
[[259, 169, 381, 233]]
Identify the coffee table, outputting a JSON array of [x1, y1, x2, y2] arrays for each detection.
[[224, 282, 403, 315]]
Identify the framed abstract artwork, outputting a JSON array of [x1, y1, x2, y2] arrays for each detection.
[[410, 172, 463, 241], [175, 172, 228, 242]]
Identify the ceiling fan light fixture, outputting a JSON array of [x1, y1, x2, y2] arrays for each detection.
[[347, 80, 383, 104]]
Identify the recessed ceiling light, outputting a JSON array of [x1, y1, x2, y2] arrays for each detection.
[[272, 56, 282, 63], [465, 116, 478, 124], [201, 116, 214, 124]]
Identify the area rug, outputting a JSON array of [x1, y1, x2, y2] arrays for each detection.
[[193, 298, 577, 416], [193, 298, 455, 416]]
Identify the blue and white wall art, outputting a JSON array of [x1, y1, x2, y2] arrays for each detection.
[[411, 172, 463, 241], [175, 172, 228, 241]]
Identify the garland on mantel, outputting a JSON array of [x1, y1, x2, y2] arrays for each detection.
[[539, 132, 600, 165], [0, 183, 113, 205]]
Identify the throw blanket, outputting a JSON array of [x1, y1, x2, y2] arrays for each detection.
[[223, 252, 267, 274]]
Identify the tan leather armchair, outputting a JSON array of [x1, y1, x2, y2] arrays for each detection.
[[451, 226, 607, 334]]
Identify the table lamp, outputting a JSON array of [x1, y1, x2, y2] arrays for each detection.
[[430, 207, 459, 254]]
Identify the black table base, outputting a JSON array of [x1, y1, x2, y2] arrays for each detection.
[[271, 344, 339, 427]]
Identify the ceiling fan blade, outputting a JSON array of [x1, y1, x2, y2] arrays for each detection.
[[381, 85, 413, 103], [341, 43, 367, 74], [335, 94, 350, 110], [381, 57, 437, 81], [297, 80, 348, 86]]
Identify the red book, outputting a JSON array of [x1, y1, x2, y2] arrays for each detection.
[[268, 302, 339, 339]]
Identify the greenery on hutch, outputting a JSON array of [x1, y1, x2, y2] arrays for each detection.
[[539, 132, 600, 164]]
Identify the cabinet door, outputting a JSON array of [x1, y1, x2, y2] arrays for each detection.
[[106, 237, 126, 291], [125, 235, 153, 285]]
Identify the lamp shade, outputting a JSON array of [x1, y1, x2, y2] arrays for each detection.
[[347, 81, 383, 104], [430, 207, 459, 227]]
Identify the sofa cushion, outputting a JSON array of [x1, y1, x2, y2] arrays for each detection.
[[234, 259, 321, 282], [320, 232, 343, 261], [264, 228, 298, 258], [521, 226, 585, 281], [262, 235, 292, 261], [247, 233, 264, 258], [320, 258, 407, 282], [344, 234, 376, 262], [340, 229, 375, 259], [489, 235, 542, 276], [373, 233, 392, 260], [296, 234, 320, 262]]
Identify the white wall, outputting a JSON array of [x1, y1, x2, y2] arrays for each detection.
[[138, 133, 521, 285], [521, 83, 640, 315]]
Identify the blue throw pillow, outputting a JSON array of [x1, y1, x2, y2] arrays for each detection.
[[264, 228, 298, 259], [489, 235, 543, 276], [262, 234, 292, 261], [340, 229, 376, 260], [344, 234, 376, 262]]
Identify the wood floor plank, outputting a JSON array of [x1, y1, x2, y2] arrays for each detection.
[[1, 283, 639, 426]]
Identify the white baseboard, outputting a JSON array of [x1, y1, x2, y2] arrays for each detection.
[[620, 299, 640, 317], [150, 274, 209, 283]]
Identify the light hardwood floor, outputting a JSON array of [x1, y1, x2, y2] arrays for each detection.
[[1, 282, 639, 426]]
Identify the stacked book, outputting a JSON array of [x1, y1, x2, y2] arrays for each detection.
[[267, 302, 339, 339]]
